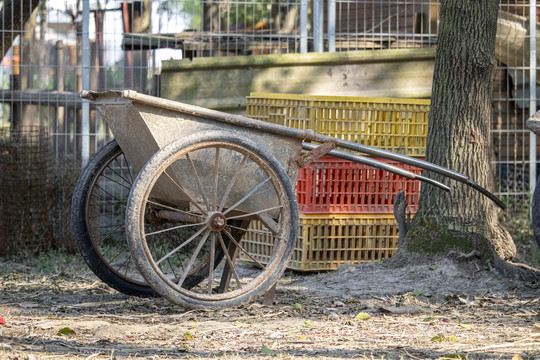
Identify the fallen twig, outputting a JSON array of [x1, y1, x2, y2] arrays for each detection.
[[466, 341, 540, 352]]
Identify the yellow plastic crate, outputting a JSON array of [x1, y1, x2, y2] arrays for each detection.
[[247, 93, 430, 157], [240, 213, 401, 272]]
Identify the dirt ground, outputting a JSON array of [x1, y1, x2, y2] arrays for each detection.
[[0, 254, 539, 360]]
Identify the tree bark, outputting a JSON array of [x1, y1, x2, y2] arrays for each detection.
[[0, 0, 41, 57], [399, 0, 516, 261]]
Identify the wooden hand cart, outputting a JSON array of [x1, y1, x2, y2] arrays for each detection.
[[72, 90, 505, 308]]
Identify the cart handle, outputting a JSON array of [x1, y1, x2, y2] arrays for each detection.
[[308, 138, 506, 210], [96, 90, 505, 210], [301, 142, 451, 192]]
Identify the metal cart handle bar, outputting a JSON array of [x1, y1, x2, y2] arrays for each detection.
[[82, 90, 505, 210]]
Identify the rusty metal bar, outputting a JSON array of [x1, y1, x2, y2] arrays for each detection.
[[156, 210, 202, 223], [302, 142, 450, 192]]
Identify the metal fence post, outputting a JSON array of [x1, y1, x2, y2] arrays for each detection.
[[313, 0, 323, 52], [300, 0, 308, 53], [328, 0, 335, 52], [81, 0, 90, 167], [530, 0, 537, 193]]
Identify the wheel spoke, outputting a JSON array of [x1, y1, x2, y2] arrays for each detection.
[[226, 205, 283, 220], [228, 224, 282, 239], [87, 219, 125, 230], [147, 200, 204, 220], [163, 230, 188, 279], [97, 236, 126, 261], [213, 147, 220, 211], [256, 213, 280, 235], [222, 177, 271, 215], [111, 156, 133, 183], [93, 182, 127, 202], [223, 228, 266, 269], [162, 170, 207, 215], [122, 157, 135, 184], [177, 230, 211, 288], [147, 231, 184, 281], [155, 225, 207, 265], [146, 221, 205, 237], [208, 233, 216, 295], [87, 202, 125, 214], [218, 155, 248, 212], [99, 173, 131, 192], [102, 166, 132, 190], [92, 222, 123, 241], [108, 156, 131, 179], [217, 232, 242, 290], [114, 254, 133, 275], [186, 152, 211, 212], [89, 188, 125, 204], [101, 241, 129, 267]]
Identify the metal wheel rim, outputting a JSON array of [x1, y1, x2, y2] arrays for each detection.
[[85, 147, 146, 286], [136, 140, 292, 302]]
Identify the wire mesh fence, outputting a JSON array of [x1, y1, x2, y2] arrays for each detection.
[[0, 127, 53, 255], [0, 0, 538, 252]]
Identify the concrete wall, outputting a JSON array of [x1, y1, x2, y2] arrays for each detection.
[[160, 48, 436, 112]]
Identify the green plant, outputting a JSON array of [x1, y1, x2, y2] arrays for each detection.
[[10, 247, 86, 274]]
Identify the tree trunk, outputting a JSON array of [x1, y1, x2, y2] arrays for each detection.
[[0, 0, 41, 57], [400, 0, 515, 261]]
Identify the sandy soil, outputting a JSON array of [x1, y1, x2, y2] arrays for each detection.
[[0, 256, 539, 360]]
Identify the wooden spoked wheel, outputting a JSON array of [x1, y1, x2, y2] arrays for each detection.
[[126, 131, 298, 308]]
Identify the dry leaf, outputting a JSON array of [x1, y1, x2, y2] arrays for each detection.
[[459, 322, 474, 330], [431, 334, 458, 343], [285, 327, 302, 335], [57, 327, 76, 336], [533, 323, 540, 332], [355, 312, 370, 321], [234, 321, 250, 327]]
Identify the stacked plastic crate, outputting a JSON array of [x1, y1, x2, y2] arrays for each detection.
[[241, 93, 430, 271]]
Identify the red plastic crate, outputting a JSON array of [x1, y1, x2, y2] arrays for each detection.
[[296, 157, 422, 213]]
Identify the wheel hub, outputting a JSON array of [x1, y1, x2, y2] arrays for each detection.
[[207, 212, 227, 231]]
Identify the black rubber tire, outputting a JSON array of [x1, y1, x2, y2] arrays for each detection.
[[72, 140, 226, 297], [532, 174, 540, 249], [126, 131, 299, 308], [71, 140, 156, 297]]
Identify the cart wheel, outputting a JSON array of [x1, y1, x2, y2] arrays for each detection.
[[532, 174, 540, 248], [126, 131, 298, 308], [72, 140, 226, 297]]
